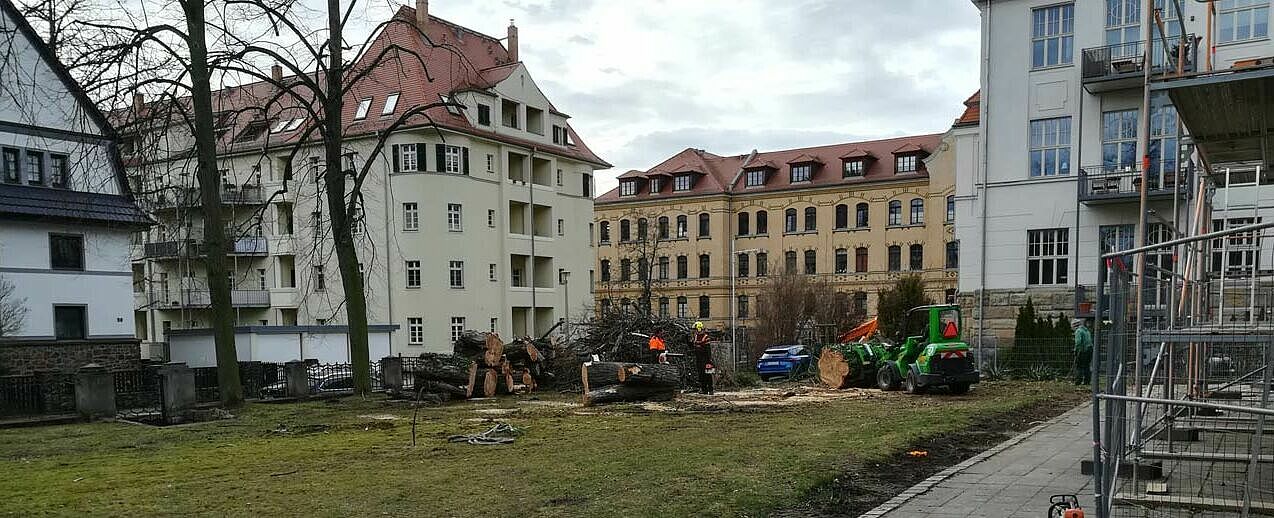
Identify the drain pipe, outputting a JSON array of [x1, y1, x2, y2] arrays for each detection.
[[977, 0, 992, 367]]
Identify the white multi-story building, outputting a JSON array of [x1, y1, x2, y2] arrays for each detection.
[[125, 1, 609, 362], [0, 0, 150, 370], [957, 0, 1274, 341]]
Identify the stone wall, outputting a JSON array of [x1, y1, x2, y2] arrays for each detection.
[[958, 287, 1083, 345], [0, 340, 141, 375]]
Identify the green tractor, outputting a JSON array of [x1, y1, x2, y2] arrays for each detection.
[[874, 305, 980, 395]]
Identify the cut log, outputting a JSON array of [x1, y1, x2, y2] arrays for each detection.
[[418, 380, 467, 399], [583, 384, 676, 406], [466, 368, 499, 398], [580, 362, 623, 394], [521, 370, 535, 391], [453, 331, 488, 358], [819, 349, 852, 389], [616, 363, 680, 387], [409, 353, 473, 386], [504, 340, 542, 364], [483, 334, 505, 367], [503, 371, 516, 394]]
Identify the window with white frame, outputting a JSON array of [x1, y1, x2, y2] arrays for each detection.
[[620, 180, 637, 196], [1029, 117, 1072, 177], [1217, 0, 1269, 43], [1027, 228, 1069, 285], [488, 209, 496, 228], [443, 145, 463, 173], [887, 200, 901, 226], [406, 260, 421, 288], [946, 195, 955, 222], [398, 202, 417, 232], [1105, 0, 1141, 57], [382, 93, 400, 115], [354, 98, 372, 119], [790, 164, 812, 183], [447, 203, 462, 231], [1031, 4, 1074, 68], [557, 218, 565, 236], [676, 215, 687, 238], [910, 198, 924, 225], [843, 159, 865, 177], [894, 155, 917, 174], [1102, 110, 1138, 172], [673, 174, 693, 191], [450, 317, 465, 344], [448, 260, 464, 288], [489, 263, 497, 281], [745, 168, 766, 187], [400, 143, 418, 172], [408, 317, 424, 344]]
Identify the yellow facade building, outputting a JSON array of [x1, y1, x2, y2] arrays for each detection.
[[593, 130, 964, 329]]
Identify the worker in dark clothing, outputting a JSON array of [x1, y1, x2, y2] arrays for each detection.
[[648, 330, 667, 364], [1072, 318, 1093, 386], [692, 321, 714, 395]]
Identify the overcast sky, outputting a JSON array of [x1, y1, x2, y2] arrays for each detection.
[[350, 0, 984, 194]]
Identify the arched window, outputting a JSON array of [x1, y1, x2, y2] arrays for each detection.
[[855, 247, 868, 272], [804, 250, 817, 274], [910, 198, 924, 225], [784, 208, 797, 233], [676, 255, 688, 279], [619, 219, 631, 241], [834, 248, 848, 273], [637, 257, 649, 280], [600, 259, 611, 281], [887, 245, 901, 271], [657, 216, 669, 239], [804, 207, 817, 231], [756, 210, 768, 234], [676, 296, 688, 318], [909, 244, 924, 270], [737, 212, 750, 236], [887, 201, 902, 226], [698, 295, 710, 318], [658, 256, 669, 279], [637, 218, 648, 241], [676, 215, 688, 237], [698, 213, 710, 237], [835, 204, 848, 229], [784, 250, 798, 273], [658, 297, 670, 317], [698, 253, 710, 278], [620, 258, 632, 280], [946, 241, 959, 269], [856, 203, 869, 228], [599, 221, 610, 244]]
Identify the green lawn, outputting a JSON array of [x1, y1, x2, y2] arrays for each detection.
[[0, 381, 1083, 517]]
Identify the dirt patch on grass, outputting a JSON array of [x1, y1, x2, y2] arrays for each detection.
[[771, 387, 1089, 518]]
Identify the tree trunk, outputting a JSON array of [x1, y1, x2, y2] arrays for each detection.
[[521, 370, 535, 390], [616, 363, 680, 387], [583, 384, 675, 406], [321, 0, 371, 395], [580, 362, 623, 394], [453, 331, 487, 358], [504, 340, 541, 364], [410, 353, 472, 386], [484, 334, 505, 367], [466, 368, 498, 398], [417, 380, 466, 399], [182, 0, 240, 406], [818, 349, 852, 389]]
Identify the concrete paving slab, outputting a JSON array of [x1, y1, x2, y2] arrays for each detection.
[[872, 402, 1095, 517]]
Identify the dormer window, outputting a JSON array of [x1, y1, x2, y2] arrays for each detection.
[[843, 159, 865, 178], [745, 168, 766, 187], [440, 94, 460, 115], [673, 174, 693, 191], [790, 164, 812, 183], [382, 93, 400, 115], [620, 180, 637, 197], [477, 104, 491, 125], [234, 120, 269, 143], [895, 154, 918, 173], [354, 98, 372, 120], [650, 177, 664, 193], [552, 125, 569, 145]]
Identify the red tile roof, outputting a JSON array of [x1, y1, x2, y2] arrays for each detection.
[[596, 133, 942, 204], [953, 90, 980, 127], [115, 6, 608, 168]]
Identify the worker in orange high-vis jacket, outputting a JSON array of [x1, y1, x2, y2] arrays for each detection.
[[647, 330, 667, 364]]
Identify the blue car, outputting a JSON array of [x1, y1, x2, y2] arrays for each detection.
[[756, 345, 812, 381]]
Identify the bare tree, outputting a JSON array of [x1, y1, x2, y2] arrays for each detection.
[[752, 272, 860, 356], [598, 210, 678, 315], [0, 275, 27, 337]]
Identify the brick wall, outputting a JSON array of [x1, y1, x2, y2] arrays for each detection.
[[0, 341, 141, 375]]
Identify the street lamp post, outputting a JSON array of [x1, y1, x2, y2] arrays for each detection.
[[558, 269, 570, 342], [731, 240, 762, 367]]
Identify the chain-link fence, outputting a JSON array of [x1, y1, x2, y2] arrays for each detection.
[[1093, 221, 1274, 518]]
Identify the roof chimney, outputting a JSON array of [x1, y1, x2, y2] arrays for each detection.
[[271, 63, 282, 83], [132, 93, 144, 113], [507, 19, 518, 63], [416, 0, 428, 29]]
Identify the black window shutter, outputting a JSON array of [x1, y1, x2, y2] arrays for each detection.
[[436, 144, 445, 173], [462, 147, 470, 175], [416, 143, 427, 172], [391, 144, 400, 172]]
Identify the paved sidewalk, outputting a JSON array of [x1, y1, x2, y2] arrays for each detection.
[[868, 402, 1096, 518]]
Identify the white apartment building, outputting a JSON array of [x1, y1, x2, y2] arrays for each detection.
[[957, 0, 1274, 340], [126, 1, 608, 361], [0, 0, 150, 361]]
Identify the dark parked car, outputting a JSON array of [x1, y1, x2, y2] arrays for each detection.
[[261, 373, 355, 397], [756, 345, 812, 381]]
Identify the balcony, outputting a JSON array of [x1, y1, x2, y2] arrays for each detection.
[[1081, 35, 1196, 93], [142, 236, 269, 259], [1078, 166, 1189, 204], [151, 185, 265, 210], [148, 289, 271, 308]]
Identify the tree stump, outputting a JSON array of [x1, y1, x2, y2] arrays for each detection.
[[819, 348, 852, 389], [466, 366, 499, 398]]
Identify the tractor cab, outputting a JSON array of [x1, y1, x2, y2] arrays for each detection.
[[876, 304, 980, 395]]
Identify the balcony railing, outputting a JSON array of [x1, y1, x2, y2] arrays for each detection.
[[149, 289, 271, 308], [1081, 35, 1196, 87], [1078, 166, 1189, 203], [151, 185, 265, 209], [142, 237, 269, 258]]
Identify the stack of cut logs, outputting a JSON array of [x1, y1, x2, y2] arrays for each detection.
[[580, 362, 680, 406], [453, 332, 545, 398]]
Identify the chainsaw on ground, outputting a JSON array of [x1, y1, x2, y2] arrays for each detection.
[[1047, 494, 1084, 518]]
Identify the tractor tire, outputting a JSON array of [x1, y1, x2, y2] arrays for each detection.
[[876, 364, 900, 391], [904, 371, 929, 395], [948, 383, 971, 395]]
